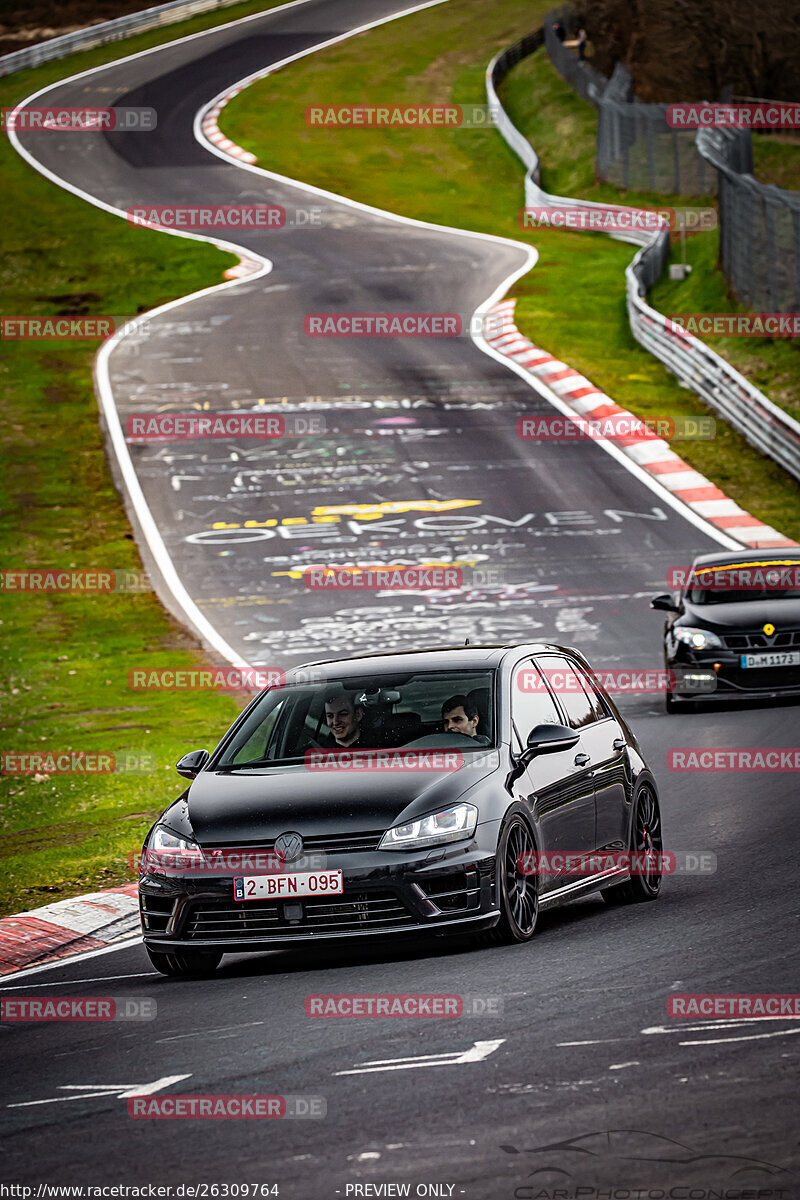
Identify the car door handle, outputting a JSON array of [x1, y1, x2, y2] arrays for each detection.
[[573, 752, 591, 767], [612, 738, 625, 751]]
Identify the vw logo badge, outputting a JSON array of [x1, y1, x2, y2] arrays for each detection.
[[274, 831, 304, 862]]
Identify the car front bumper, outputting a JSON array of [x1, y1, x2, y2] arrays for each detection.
[[667, 646, 800, 702], [140, 834, 500, 951]]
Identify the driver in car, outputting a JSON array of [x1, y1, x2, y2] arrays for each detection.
[[441, 695, 490, 744], [323, 689, 373, 748]]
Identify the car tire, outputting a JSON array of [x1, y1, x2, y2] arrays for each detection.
[[146, 946, 223, 978], [484, 813, 539, 944], [665, 692, 695, 714], [602, 782, 663, 905]]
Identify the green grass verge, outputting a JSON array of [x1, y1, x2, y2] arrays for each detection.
[[751, 135, 800, 190], [222, 4, 800, 544], [0, 0, 295, 919]]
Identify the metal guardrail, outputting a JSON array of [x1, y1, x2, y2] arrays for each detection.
[[486, 34, 800, 485], [0, 0, 248, 77]]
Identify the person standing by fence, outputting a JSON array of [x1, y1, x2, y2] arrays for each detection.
[[577, 27, 587, 62]]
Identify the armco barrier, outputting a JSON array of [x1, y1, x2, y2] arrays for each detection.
[[0, 0, 249, 77], [487, 34, 800, 486]]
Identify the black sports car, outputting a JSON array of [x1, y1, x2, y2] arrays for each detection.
[[652, 548, 800, 711], [139, 643, 662, 977]]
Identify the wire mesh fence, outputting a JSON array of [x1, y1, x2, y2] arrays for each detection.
[[544, 9, 716, 195], [544, 8, 800, 310], [697, 129, 800, 313]]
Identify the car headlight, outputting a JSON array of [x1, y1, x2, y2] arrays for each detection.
[[672, 626, 722, 650], [141, 824, 203, 873], [379, 803, 478, 850], [148, 825, 200, 853]]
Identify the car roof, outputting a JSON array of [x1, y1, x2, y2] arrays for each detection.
[[691, 548, 800, 569], [286, 643, 578, 677]]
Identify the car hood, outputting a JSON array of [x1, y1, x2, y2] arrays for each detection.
[[681, 597, 800, 630], [184, 753, 499, 845]]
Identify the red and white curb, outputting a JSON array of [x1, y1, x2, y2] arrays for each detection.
[[0, 884, 140, 976], [484, 300, 797, 549], [201, 83, 257, 164], [200, 88, 267, 281]]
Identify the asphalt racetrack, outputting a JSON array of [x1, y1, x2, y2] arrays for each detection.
[[4, 0, 799, 1193]]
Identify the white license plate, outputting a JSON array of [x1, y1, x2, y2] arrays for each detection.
[[233, 870, 343, 901], [740, 651, 800, 669]]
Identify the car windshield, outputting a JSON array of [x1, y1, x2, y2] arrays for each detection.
[[215, 669, 497, 769], [687, 587, 800, 604], [685, 561, 800, 605]]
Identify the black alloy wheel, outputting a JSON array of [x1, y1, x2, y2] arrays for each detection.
[[603, 782, 663, 904]]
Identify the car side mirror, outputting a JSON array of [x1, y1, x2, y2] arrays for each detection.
[[650, 592, 680, 613], [523, 723, 579, 759], [176, 749, 210, 779]]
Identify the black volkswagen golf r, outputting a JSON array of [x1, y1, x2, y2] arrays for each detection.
[[139, 643, 662, 977], [652, 548, 800, 711]]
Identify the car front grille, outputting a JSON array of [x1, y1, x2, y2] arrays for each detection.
[[201, 830, 384, 855], [181, 891, 415, 940], [720, 629, 800, 649]]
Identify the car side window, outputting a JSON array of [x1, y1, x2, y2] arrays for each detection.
[[230, 697, 287, 764], [573, 664, 610, 721], [510, 660, 562, 746], [535, 655, 596, 729]]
